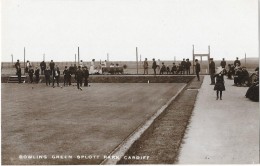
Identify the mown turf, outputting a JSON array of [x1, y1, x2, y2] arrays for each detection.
[[1, 83, 185, 165]]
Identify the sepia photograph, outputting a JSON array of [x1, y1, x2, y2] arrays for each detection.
[[1, 0, 259, 165]]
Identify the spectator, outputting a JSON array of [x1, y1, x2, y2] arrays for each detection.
[[160, 62, 166, 75], [234, 57, 241, 66], [166, 66, 170, 74], [16, 66, 22, 83], [214, 67, 225, 100], [181, 58, 186, 75], [28, 66, 34, 83], [246, 67, 259, 102], [233, 66, 242, 86], [152, 58, 157, 75], [220, 58, 226, 69], [143, 58, 149, 75], [209, 58, 216, 85], [171, 63, 177, 74], [186, 59, 191, 75], [35, 66, 40, 83], [195, 59, 200, 81], [75, 66, 84, 90], [49, 60, 55, 75], [63, 66, 69, 86], [40, 61, 46, 75], [45, 67, 51, 86], [25, 60, 31, 73], [79, 60, 84, 68], [83, 66, 89, 87], [52, 66, 60, 87], [15, 60, 20, 72], [240, 66, 250, 86]]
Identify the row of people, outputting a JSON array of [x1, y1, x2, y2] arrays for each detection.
[[16, 65, 90, 90], [145, 58, 192, 75]]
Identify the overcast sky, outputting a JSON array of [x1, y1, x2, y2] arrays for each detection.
[[1, 0, 259, 62]]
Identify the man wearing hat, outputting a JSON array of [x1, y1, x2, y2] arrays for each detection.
[[143, 58, 149, 75], [234, 57, 241, 67], [15, 60, 20, 73], [186, 59, 191, 75], [171, 63, 177, 74], [83, 66, 89, 87], [195, 59, 200, 81], [63, 66, 69, 86], [220, 58, 226, 69], [209, 58, 216, 85], [75, 66, 84, 90], [35, 66, 40, 83], [152, 58, 157, 75], [181, 58, 186, 75]]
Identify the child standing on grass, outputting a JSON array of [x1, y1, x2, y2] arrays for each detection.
[[214, 67, 225, 100]]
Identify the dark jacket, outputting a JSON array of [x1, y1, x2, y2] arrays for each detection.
[[214, 73, 225, 91], [40, 61, 46, 70], [220, 61, 226, 68], [209, 61, 215, 74], [195, 63, 200, 73], [49, 62, 55, 69], [16, 68, 22, 76], [35, 69, 40, 76], [152, 61, 157, 69], [181, 60, 186, 69], [28, 69, 34, 76], [84, 69, 89, 78], [45, 69, 51, 77], [76, 69, 84, 80]]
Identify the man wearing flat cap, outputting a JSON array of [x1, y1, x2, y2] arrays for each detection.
[[209, 58, 216, 85], [152, 58, 157, 75], [186, 59, 191, 75]]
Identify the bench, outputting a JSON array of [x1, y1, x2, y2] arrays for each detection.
[[102, 67, 124, 75], [7, 76, 27, 83]]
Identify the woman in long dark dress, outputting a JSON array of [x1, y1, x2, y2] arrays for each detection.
[[214, 67, 225, 100], [245, 67, 259, 102]]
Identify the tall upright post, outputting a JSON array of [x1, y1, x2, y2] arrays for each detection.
[[140, 54, 142, 68], [245, 53, 247, 67], [24, 47, 26, 74], [136, 47, 138, 74], [78, 47, 80, 65], [107, 53, 109, 61], [192, 45, 194, 74], [11, 54, 13, 65]]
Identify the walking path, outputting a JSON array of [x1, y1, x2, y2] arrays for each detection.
[[178, 75, 259, 164]]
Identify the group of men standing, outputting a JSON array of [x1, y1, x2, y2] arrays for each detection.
[[14, 59, 89, 90], [144, 58, 193, 75]]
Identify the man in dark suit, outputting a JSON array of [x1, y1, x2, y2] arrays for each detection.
[[63, 66, 69, 86], [75, 66, 84, 90], [15, 60, 20, 73], [35, 67, 40, 83], [195, 59, 201, 81], [234, 57, 241, 66], [209, 58, 216, 85], [186, 59, 191, 75], [16, 66, 22, 83], [49, 60, 55, 75], [220, 58, 226, 69], [152, 58, 157, 75], [45, 67, 51, 86], [40, 61, 46, 75], [181, 58, 186, 75], [28, 66, 34, 83], [83, 66, 89, 87]]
